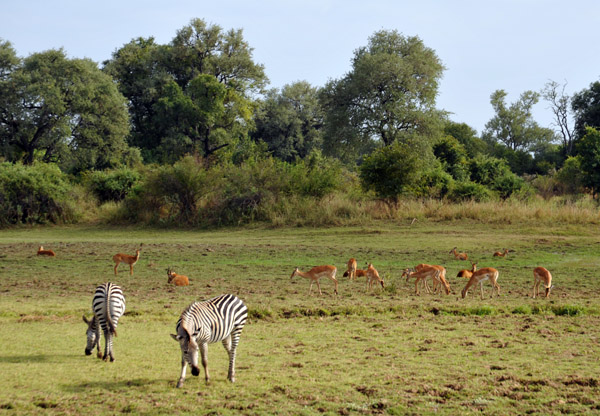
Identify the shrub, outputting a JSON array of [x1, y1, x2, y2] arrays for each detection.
[[84, 168, 141, 203], [0, 162, 76, 226], [447, 181, 492, 202]]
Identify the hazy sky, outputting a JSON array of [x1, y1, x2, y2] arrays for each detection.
[[3, 0, 599, 134]]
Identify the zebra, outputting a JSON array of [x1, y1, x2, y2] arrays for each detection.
[[82, 282, 126, 362], [170, 294, 248, 388]]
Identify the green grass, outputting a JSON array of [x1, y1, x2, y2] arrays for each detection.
[[1, 220, 600, 414]]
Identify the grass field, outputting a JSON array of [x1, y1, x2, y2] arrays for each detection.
[[1, 220, 600, 415]]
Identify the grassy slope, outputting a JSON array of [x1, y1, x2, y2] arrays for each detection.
[[1, 220, 599, 415]]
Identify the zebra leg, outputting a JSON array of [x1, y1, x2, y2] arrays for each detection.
[[227, 331, 242, 383], [222, 335, 236, 382], [176, 355, 187, 388], [108, 334, 115, 362], [102, 331, 110, 361], [95, 327, 102, 359], [199, 342, 210, 383]]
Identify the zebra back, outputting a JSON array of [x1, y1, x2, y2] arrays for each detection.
[[92, 282, 126, 336], [177, 294, 247, 343]]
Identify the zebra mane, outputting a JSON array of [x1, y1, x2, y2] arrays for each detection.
[[180, 305, 195, 341]]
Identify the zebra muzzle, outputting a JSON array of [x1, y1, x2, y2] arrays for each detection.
[[191, 366, 200, 376], [85, 349, 92, 356]]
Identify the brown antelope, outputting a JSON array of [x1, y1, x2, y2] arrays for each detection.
[[493, 248, 510, 257], [290, 265, 338, 295], [402, 266, 441, 295], [457, 262, 477, 279], [450, 247, 468, 260], [37, 246, 56, 257], [344, 268, 367, 278], [461, 267, 500, 299], [404, 264, 451, 295], [113, 244, 142, 276], [167, 268, 190, 286], [532, 267, 553, 298], [366, 263, 385, 290], [345, 258, 357, 280]]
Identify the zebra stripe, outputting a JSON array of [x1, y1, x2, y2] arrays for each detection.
[[172, 294, 248, 388], [85, 282, 126, 362]]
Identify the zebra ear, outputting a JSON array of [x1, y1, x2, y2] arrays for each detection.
[[170, 334, 181, 342], [82, 315, 89, 324]]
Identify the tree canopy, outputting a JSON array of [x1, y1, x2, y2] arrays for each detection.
[[0, 42, 133, 172], [320, 30, 445, 161]]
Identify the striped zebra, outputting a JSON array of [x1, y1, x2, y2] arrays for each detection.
[[170, 294, 248, 388], [82, 282, 126, 362]]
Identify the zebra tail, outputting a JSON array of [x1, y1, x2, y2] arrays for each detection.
[[106, 291, 117, 337]]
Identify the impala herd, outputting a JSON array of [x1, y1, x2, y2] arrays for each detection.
[[36, 244, 553, 299]]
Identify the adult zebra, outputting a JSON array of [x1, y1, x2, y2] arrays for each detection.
[[171, 294, 248, 388], [82, 282, 126, 362]]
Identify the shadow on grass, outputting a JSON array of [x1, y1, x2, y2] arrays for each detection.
[[64, 378, 169, 392], [0, 353, 79, 363]]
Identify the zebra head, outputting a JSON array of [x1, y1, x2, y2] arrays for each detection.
[[82, 315, 98, 356], [171, 323, 200, 376]]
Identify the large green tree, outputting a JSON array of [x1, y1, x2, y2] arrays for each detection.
[[483, 89, 554, 152], [576, 127, 600, 198], [252, 81, 323, 162], [104, 19, 268, 163], [320, 30, 445, 161], [571, 80, 600, 141], [0, 41, 132, 171]]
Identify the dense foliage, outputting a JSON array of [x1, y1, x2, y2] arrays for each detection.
[[1, 20, 600, 228]]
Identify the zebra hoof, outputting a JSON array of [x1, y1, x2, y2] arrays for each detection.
[[176, 381, 184, 388]]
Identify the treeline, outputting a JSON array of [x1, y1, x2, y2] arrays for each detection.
[[1, 18, 600, 227]]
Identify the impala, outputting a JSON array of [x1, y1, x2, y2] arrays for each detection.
[[345, 258, 357, 280], [493, 248, 510, 257], [167, 268, 190, 286], [457, 262, 477, 279], [37, 246, 56, 257], [416, 264, 451, 295], [450, 247, 468, 260], [402, 266, 441, 295], [461, 266, 500, 299], [366, 263, 384, 290], [113, 244, 142, 276], [290, 265, 338, 295], [344, 268, 367, 278], [532, 267, 553, 298]]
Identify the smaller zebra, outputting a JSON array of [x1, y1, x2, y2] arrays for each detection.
[[83, 282, 126, 362], [171, 294, 248, 388]]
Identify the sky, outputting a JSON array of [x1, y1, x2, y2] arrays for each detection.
[[3, 0, 600, 135]]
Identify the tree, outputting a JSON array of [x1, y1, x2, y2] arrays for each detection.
[[359, 141, 427, 202], [321, 30, 445, 161], [483, 89, 555, 152], [444, 121, 486, 158], [0, 42, 133, 171], [104, 19, 268, 163], [542, 80, 575, 156], [571, 80, 600, 141], [576, 127, 600, 198], [252, 81, 323, 162]]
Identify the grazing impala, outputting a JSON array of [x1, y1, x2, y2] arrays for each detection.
[[167, 268, 190, 286], [113, 244, 142, 276], [403, 266, 442, 295], [290, 265, 338, 295], [461, 266, 500, 299], [345, 258, 357, 280], [457, 262, 477, 279], [37, 246, 56, 257], [416, 264, 451, 295], [493, 248, 510, 257], [366, 263, 384, 290], [450, 247, 468, 260], [532, 267, 553, 298]]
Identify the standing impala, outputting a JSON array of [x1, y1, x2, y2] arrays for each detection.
[[290, 265, 338, 295], [532, 267, 553, 298], [461, 266, 500, 299], [403, 266, 441, 295], [345, 258, 357, 280], [450, 247, 468, 260], [113, 244, 142, 276], [365, 263, 384, 291]]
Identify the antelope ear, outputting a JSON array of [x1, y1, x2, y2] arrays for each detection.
[[170, 334, 181, 342]]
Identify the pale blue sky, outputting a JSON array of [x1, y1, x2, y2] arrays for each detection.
[[3, 0, 599, 135]]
